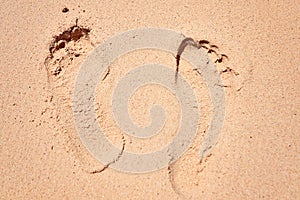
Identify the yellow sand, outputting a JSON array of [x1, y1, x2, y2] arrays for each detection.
[[0, 1, 299, 199]]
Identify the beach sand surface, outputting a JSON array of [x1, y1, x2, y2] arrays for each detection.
[[0, 1, 299, 199]]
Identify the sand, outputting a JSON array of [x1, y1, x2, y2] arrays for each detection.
[[0, 1, 299, 199]]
